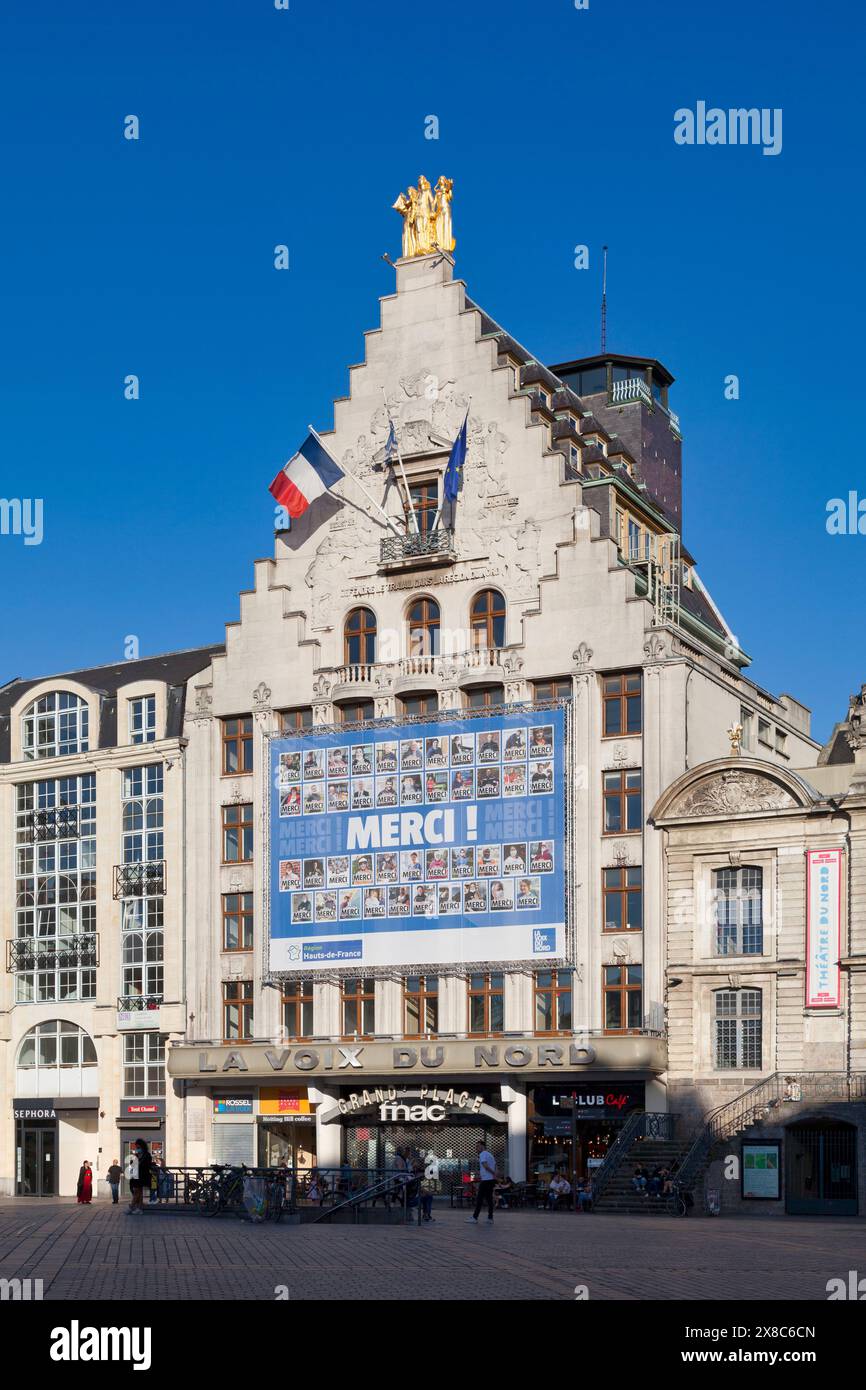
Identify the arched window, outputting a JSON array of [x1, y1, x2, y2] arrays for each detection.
[[22, 692, 89, 760], [470, 589, 506, 649], [17, 1020, 97, 1070], [344, 608, 377, 665], [407, 597, 440, 657]]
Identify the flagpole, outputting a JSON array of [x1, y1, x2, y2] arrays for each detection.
[[381, 387, 419, 534], [308, 426, 403, 537], [431, 400, 470, 532]]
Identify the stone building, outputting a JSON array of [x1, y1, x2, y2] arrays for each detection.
[[649, 686, 866, 1216]]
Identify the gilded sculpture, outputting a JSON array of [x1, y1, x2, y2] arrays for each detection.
[[393, 175, 455, 257]]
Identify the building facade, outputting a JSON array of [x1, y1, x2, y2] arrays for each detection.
[[1, 249, 831, 1197]]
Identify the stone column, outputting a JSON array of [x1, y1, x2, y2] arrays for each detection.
[[502, 1083, 527, 1180], [310, 1086, 342, 1169]]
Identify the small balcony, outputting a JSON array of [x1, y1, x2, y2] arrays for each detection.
[[7, 934, 99, 972], [113, 861, 166, 899], [329, 647, 507, 692], [20, 806, 80, 843], [608, 378, 681, 435], [379, 528, 456, 572]]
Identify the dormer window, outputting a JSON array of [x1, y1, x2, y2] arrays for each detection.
[[22, 692, 89, 760], [129, 695, 157, 745]]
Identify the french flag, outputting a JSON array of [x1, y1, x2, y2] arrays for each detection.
[[269, 430, 344, 518]]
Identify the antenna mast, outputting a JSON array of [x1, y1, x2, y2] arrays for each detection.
[[601, 245, 608, 353]]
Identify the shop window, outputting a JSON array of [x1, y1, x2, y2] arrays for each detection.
[[464, 684, 505, 711], [534, 970, 573, 1033], [281, 707, 313, 732], [344, 608, 377, 665], [222, 892, 253, 951], [337, 699, 375, 724], [603, 965, 642, 1033], [602, 867, 643, 931], [223, 980, 254, 1042], [222, 716, 253, 775], [404, 976, 439, 1036], [399, 691, 438, 717], [342, 978, 375, 1038], [222, 803, 253, 863], [602, 672, 641, 736], [713, 867, 763, 956], [123, 1031, 166, 1097], [282, 979, 314, 1040], [603, 770, 642, 834], [714, 989, 762, 1069], [468, 973, 504, 1035], [407, 597, 440, 657], [532, 678, 573, 701], [470, 589, 506, 649]]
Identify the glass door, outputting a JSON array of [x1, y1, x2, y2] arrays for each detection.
[[17, 1126, 56, 1196]]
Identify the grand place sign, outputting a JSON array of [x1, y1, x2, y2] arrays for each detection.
[[167, 1035, 666, 1080]]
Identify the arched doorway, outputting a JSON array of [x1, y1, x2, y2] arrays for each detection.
[[785, 1119, 858, 1216]]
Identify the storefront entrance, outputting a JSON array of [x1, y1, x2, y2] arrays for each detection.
[[344, 1121, 506, 1184], [528, 1083, 646, 1183], [258, 1121, 316, 1170], [16, 1124, 56, 1197], [785, 1120, 858, 1216]]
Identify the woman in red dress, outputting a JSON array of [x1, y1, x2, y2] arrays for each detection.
[[76, 1160, 93, 1204]]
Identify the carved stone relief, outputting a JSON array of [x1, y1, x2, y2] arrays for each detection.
[[670, 770, 798, 818]]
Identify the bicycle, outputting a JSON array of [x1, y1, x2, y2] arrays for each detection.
[[666, 1180, 690, 1217], [199, 1163, 247, 1217]]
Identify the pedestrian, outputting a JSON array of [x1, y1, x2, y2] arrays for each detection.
[[467, 1140, 497, 1225], [76, 1160, 93, 1204], [106, 1158, 122, 1205], [158, 1161, 174, 1205], [149, 1156, 161, 1204], [126, 1138, 152, 1215]]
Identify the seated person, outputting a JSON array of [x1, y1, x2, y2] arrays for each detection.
[[495, 1175, 515, 1209], [575, 1177, 593, 1211], [631, 1165, 648, 1194], [546, 1171, 572, 1209]]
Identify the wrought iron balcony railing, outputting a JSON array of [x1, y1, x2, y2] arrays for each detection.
[[379, 528, 455, 567], [20, 806, 81, 843], [113, 861, 166, 899], [117, 993, 163, 1012], [7, 934, 99, 972]]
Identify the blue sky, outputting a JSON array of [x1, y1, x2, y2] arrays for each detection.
[[0, 0, 862, 742]]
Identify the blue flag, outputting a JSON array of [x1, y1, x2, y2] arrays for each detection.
[[443, 412, 468, 503], [385, 419, 398, 464]]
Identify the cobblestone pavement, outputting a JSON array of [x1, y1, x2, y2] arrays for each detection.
[[0, 1201, 861, 1301]]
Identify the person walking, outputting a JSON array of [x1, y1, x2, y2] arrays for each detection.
[[126, 1138, 152, 1215], [106, 1158, 122, 1205], [467, 1140, 497, 1225], [76, 1160, 93, 1204]]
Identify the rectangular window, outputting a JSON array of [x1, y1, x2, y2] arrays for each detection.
[[123, 1032, 167, 1098], [468, 972, 504, 1035], [714, 867, 763, 956], [404, 976, 439, 1036], [534, 969, 573, 1033], [602, 672, 642, 736], [758, 718, 772, 747], [714, 989, 762, 1069], [222, 717, 253, 775], [223, 980, 254, 1042], [282, 979, 314, 1040], [121, 765, 164, 864], [464, 685, 505, 711], [603, 866, 643, 931], [406, 480, 439, 536], [603, 770, 642, 834], [603, 965, 642, 1033], [532, 678, 573, 701], [740, 707, 754, 751], [399, 693, 438, 717], [281, 707, 313, 732], [129, 696, 156, 744], [222, 803, 253, 863], [337, 700, 374, 724], [222, 892, 253, 951], [775, 728, 787, 756], [342, 978, 375, 1038]]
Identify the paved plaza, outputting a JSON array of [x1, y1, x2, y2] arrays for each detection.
[[0, 1201, 860, 1301]]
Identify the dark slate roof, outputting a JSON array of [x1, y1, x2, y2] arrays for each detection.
[[679, 584, 728, 640], [0, 644, 224, 763]]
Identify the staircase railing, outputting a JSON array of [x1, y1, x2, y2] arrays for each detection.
[[677, 1071, 866, 1191], [312, 1172, 410, 1224], [591, 1111, 677, 1203]]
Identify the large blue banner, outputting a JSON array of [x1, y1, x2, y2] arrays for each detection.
[[268, 707, 566, 972]]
